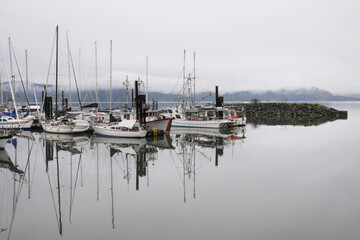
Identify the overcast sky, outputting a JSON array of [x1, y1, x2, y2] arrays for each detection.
[[1, 0, 359, 94]]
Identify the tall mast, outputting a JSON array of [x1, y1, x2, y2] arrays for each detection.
[[78, 49, 82, 105], [8, 38, 15, 96], [95, 41, 99, 103], [55, 25, 59, 120], [0, 63, 2, 106], [66, 31, 72, 108], [25, 50, 29, 100], [146, 56, 148, 104], [123, 75, 129, 108], [183, 49, 186, 109], [8, 77, 19, 119], [193, 51, 196, 106], [109, 40, 112, 114], [0, 67, 4, 106]]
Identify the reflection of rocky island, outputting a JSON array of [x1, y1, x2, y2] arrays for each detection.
[[229, 103, 348, 126]]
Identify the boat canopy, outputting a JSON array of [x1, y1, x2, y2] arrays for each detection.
[[117, 119, 137, 129]]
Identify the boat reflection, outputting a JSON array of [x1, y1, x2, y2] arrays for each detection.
[[3, 128, 247, 236], [41, 133, 90, 235], [170, 126, 246, 202], [0, 133, 30, 240]]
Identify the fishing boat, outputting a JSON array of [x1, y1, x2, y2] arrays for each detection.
[[167, 51, 233, 129], [93, 119, 147, 138], [116, 108, 172, 133], [41, 26, 90, 134]]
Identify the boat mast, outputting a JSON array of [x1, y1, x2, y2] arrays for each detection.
[[9, 78, 19, 119], [193, 51, 196, 106], [55, 25, 59, 120], [183, 49, 186, 110], [0, 63, 2, 106], [8, 37, 15, 96], [25, 50, 29, 100], [146, 56, 148, 104], [78, 49, 82, 104], [95, 41, 99, 104], [109, 40, 112, 114], [66, 31, 72, 108], [123, 75, 129, 108]]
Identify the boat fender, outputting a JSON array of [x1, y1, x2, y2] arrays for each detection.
[[192, 115, 196, 120]]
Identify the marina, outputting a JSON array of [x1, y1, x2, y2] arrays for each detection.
[[1, 1, 359, 239], [0, 102, 359, 240]]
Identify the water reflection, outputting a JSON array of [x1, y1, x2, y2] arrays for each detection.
[[0, 132, 29, 240], [0, 126, 246, 238], [171, 127, 246, 202]]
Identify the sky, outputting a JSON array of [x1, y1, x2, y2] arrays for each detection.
[[0, 0, 359, 95]]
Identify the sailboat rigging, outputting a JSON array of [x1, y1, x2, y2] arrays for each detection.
[[41, 26, 89, 134]]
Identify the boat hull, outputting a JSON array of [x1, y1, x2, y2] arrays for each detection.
[[171, 119, 232, 129], [93, 125, 147, 138], [42, 119, 90, 133], [145, 118, 172, 133], [0, 119, 33, 130]]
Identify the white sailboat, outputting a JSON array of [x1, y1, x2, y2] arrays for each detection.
[[0, 38, 34, 130], [93, 119, 147, 138], [41, 26, 90, 134], [0, 81, 34, 130]]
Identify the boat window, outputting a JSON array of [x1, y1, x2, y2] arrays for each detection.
[[111, 127, 115, 129], [3, 119, 6, 122], [168, 109, 173, 113], [176, 114, 181, 119]]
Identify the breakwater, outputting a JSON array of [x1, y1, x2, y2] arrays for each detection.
[[227, 103, 347, 126]]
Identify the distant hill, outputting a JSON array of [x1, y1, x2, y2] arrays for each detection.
[[222, 87, 360, 102], [2, 83, 359, 105]]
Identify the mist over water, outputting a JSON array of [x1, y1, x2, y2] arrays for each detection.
[[0, 102, 359, 240]]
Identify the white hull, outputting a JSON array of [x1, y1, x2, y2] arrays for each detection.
[[42, 119, 90, 133], [171, 119, 232, 129], [41, 132, 90, 147], [233, 116, 247, 126], [93, 125, 147, 138], [171, 126, 246, 138], [92, 136, 147, 145], [145, 118, 172, 133], [0, 119, 33, 130]]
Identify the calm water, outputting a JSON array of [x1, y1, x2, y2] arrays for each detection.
[[1, 102, 359, 240]]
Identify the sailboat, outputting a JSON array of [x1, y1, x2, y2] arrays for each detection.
[[41, 26, 90, 134], [93, 119, 147, 138], [0, 39, 33, 130]]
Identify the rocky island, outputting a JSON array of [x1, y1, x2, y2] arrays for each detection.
[[227, 102, 348, 126]]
